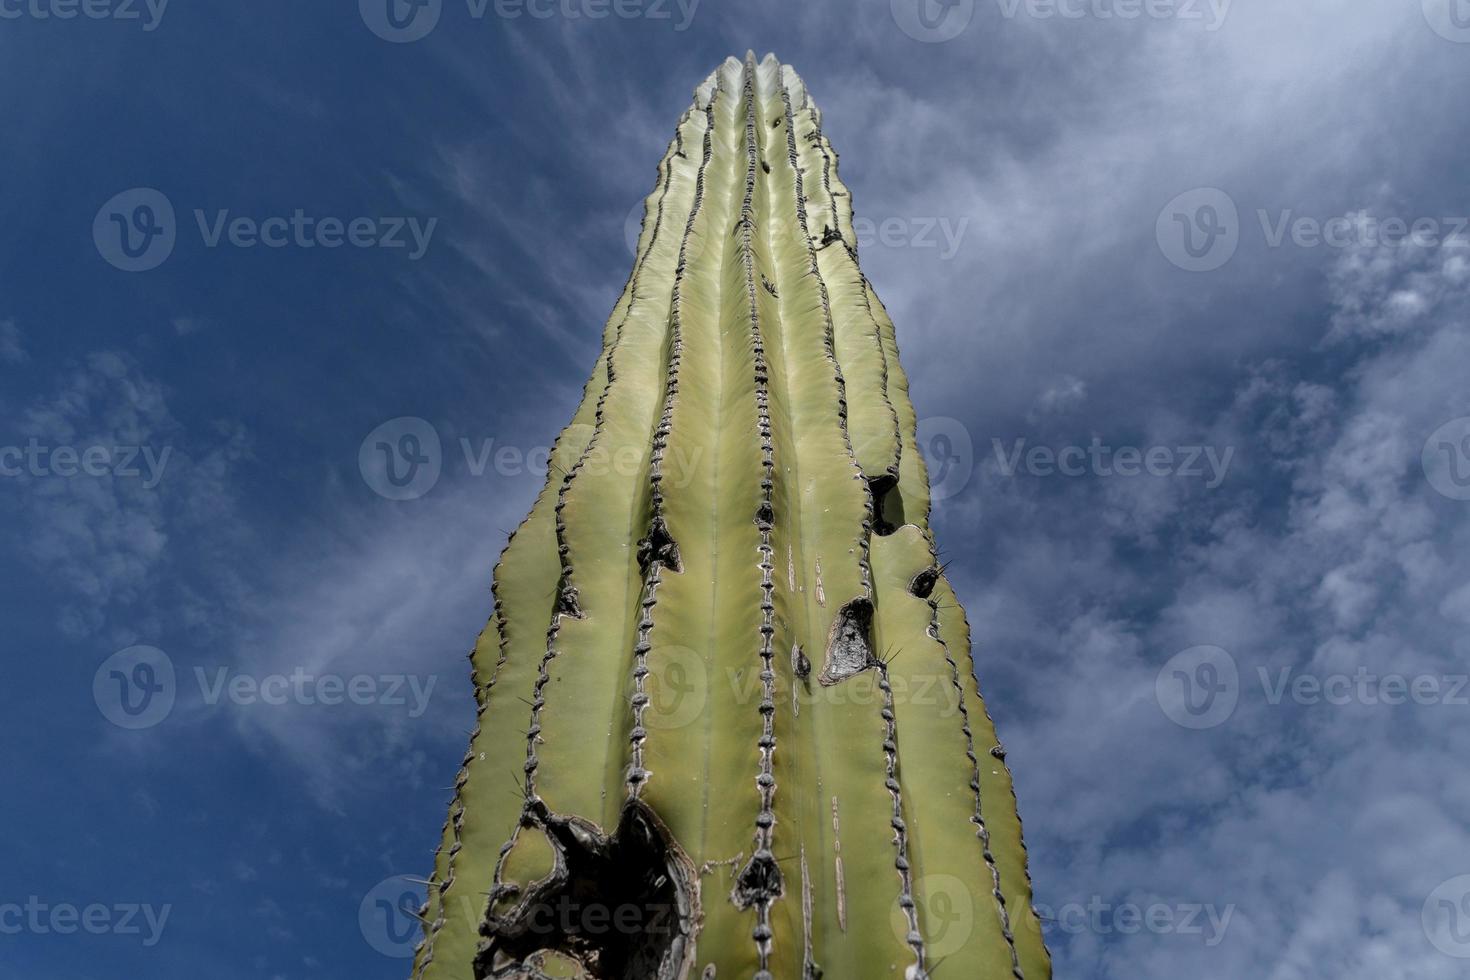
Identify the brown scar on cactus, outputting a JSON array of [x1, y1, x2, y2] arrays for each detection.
[[817, 597, 874, 686], [478, 799, 699, 980], [869, 474, 901, 536], [908, 565, 940, 600], [636, 517, 682, 576]]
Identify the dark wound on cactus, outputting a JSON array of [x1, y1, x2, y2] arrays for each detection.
[[413, 53, 1050, 980]]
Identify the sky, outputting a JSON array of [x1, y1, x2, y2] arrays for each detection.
[[2, 1, 1469, 978]]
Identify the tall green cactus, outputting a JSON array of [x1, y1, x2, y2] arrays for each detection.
[[413, 52, 1049, 980]]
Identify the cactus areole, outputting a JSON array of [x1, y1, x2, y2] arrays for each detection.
[[414, 53, 1050, 980]]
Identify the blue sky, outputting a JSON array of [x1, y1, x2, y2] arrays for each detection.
[[3, 2, 1470, 978]]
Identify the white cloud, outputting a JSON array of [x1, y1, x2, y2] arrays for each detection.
[[984, 227, 1470, 978]]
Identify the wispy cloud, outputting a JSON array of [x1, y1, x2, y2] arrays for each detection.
[[981, 228, 1470, 978], [0, 319, 26, 364]]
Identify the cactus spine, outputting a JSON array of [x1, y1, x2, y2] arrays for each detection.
[[413, 53, 1050, 980]]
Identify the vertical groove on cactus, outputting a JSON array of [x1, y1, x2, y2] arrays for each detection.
[[930, 573, 1052, 979], [786, 73, 903, 510], [416, 53, 1049, 980], [925, 570, 1024, 979], [730, 52, 785, 978], [627, 83, 719, 803], [758, 52, 894, 980]]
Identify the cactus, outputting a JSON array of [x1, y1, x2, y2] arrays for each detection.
[[412, 53, 1049, 980]]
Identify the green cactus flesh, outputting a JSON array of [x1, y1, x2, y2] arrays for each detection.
[[413, 53, 1050, 980]]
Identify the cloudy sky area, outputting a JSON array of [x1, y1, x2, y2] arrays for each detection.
[[2, 1, 1468, 977]]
